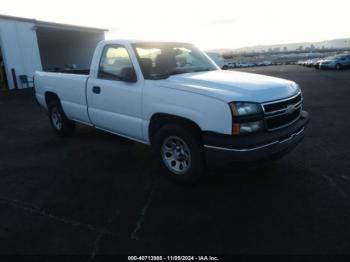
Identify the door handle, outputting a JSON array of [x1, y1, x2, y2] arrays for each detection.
[[92, 86, 101, 94]]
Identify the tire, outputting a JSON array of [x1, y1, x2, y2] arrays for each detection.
[[336, 64, 341, 70], [48, 100, 75, 137], [153, 124, 205, 184]]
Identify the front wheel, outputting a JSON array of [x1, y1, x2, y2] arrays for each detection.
[[153, 124, 205, 184], [336, 63, 341, 70]]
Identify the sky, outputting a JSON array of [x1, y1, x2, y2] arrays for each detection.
[[1, 0, 350, 50]]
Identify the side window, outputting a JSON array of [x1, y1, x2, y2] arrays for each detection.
[[135, 47, 161, 77], [98, 45, 133, 81]]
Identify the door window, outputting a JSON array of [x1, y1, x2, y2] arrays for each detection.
[[98, 45, 133, 81]]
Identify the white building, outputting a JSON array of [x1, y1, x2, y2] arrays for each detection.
[[0, 14, 106, 89]]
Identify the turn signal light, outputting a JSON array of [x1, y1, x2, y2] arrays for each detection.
[[233, 123, 240, 135]]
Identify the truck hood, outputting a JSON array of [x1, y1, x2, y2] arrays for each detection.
[[157, 70, 299, 103]]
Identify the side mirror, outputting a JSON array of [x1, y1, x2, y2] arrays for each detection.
[[121, 67, 137, 83]]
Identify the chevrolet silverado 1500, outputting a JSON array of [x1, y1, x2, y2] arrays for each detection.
[[35, 40, 309, 183]]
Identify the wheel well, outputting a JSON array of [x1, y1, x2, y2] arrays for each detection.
[[149, 113, 202, 143], [45, 92, 60, 107]]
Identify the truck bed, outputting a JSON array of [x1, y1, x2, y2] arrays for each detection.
[[35, 70, 91, 124]]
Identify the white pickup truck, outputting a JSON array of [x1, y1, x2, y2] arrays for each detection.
[[35, 40, 309, 183]]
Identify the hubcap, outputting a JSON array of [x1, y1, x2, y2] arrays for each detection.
[[51, 109, 62, 130], [161, 136, 191, 175]]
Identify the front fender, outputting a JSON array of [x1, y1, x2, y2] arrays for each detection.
[[142, 84, 232, 142]]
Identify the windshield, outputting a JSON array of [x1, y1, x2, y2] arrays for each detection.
[[133, 42, 219, 80], [327, 55, 343, 61]]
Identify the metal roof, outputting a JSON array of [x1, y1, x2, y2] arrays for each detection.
[[101, 39, 193, 45], [0, 14, 108, 32]]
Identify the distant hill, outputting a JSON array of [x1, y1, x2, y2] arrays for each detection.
[[208, 37, 350, 54]]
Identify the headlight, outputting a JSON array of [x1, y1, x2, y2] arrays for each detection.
[[229, 102, 264, 135], [229, 102, 263, 116]]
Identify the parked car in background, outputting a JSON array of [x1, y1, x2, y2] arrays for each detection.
[[262, 61, 272, 66], [319, 54, 350, 70], [207, 52, 224, 68], [300, 59, 310, 66], [312, 58, 325, 68], [314, 59, 324, 69], [297, 60, 304, 66], [34, 40, 309, 183], [237, 62, 255, 68], [206, 52, 235, 70], [305, 58, 319, 67], [222, 62, 236, 70]]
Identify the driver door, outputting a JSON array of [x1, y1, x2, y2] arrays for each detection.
[[87, 44, 143, 140]]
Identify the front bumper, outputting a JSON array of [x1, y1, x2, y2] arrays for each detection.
[[203, 110, 310, 162]]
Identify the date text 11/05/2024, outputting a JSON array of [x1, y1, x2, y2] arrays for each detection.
[[127, 255, 220, 261]]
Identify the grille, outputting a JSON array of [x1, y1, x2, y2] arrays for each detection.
[[265, 108, 301, 130], [264, 93, 302, 113], [263, 92, 302, 130]]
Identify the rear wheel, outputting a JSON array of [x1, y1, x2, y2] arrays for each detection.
[[336, 63, 341, 70], [153, 124, 205, 184], [48, 100, 75, 137]]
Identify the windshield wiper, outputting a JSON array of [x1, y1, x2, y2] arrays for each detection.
[[191, 67, 215, 73], [148, 67, 216, 80], [148, 73, 171, 80], [148, 70, 186, 80]]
